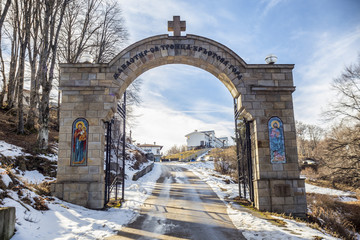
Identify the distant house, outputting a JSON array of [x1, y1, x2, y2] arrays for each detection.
[[185, 130, 228, 150], [137, 142, 163, 162]]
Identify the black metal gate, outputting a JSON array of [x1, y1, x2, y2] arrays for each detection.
[[234, 98, 254, 203], [104, 92, 126, 206]]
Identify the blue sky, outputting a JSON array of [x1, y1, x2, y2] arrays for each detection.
[[118, 0, 360, 152]]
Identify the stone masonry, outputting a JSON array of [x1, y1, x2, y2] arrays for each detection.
[[54, 33, 306, 215]]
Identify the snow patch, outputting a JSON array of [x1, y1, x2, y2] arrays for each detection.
[[37, 153, 58, 162], [4, 163, 163, 240], [0, 140, 29, 158], [305, 183, 355, 196], [0, 168, 12, 187], [19, 170, 55, 184]]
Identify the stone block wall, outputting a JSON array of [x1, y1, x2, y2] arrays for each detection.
[[54, 34, 306, 215]]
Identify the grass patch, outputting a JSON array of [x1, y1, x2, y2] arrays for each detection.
[[229, 196, 288, 227], [31, 181, 53, 196], [164, 149, 204, 161], [307, 193, 360, 239]]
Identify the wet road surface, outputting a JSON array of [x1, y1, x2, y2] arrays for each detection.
[[107, 163, 246, 240]]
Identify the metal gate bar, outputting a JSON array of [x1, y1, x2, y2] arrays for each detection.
[[245, 120, 254, 203], [121, 91, 126, 201], [104, 120, 112, 204], [234, 98, 242, 198], [104, 91, 126, 206], [234, 98, 254, 203]]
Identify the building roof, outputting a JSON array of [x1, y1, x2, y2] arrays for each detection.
[[185, 130, 215, 137], [138, 143, 163, 149]]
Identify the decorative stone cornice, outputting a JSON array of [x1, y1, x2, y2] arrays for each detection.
[[250, 85, 296, 92]]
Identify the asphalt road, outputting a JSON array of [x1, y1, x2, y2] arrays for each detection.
[[107, 163, 246, 240]]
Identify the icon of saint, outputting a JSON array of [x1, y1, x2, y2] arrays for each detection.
[[73, 122, 87, 163], [269, 119, 285, 162]]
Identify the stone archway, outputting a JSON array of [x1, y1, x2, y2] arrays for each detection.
[[53, 17, 306, 216]]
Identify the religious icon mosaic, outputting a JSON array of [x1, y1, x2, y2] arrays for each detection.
[[71, 118, 89, 166], [268, 117, 286, 163]]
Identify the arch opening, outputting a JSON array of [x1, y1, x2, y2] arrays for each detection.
[[126, 64, 236, 151]]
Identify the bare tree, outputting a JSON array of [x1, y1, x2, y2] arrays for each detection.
[[3, 1, 19, 109], [58, 0, 101, 63], [296, 121, 324, 159], [296, 121, 307, 159], [323, 55, 360, 123], [25, 0, 41, 130], [165, 144, 187, 155], [37, 0, 69, 149], [0, 0, 12, 106], [16, 0, 32, 134], [320, 57, 360, 188], [307, 124, 324, 151], [322, 124, 360, 188], [90, 0, 128, 63]]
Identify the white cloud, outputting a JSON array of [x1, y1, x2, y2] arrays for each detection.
[[260, 0, 284, 17], [118, 0, 220, 43], [293, 27, 360, 125], [127, 61, 235, 153], [116, 0, 360, 138], [131, 102, 234, 153]]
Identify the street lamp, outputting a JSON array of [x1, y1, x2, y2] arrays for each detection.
[[265, 54, 278, 64]]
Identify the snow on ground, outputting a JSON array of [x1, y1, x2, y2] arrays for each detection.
[[0, 140, 164, 239], [18, 170, 55, 184], [5, 163, 163, 240], [0, 168, 12, 187], [306, 183, 358, 202], [37, 153, 58, 162], [0, 140, 58, 162], [184, 161, 339, 240], [117, 163, 162, 211], [0, 139, 353, 240], [0, 141, 30, 158], [195, 149, 210, 161], [305, 183, 356, 197], [5, 195, 136, 240]]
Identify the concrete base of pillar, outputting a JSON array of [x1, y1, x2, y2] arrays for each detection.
[[253, 178, 307, 217], [51, 181, 105, 209]]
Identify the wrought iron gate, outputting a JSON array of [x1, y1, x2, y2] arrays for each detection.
[[234, 98, 254, 203], [104, 91, 126, 206]]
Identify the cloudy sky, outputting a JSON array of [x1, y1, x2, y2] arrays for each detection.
[[117, 0, 360, 152]]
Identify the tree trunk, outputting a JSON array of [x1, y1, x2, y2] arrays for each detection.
[[25, 0, 41, 130], [36, 0, 52, 148], [37, 0, 68, 149], [0, 36, 6, 107], [6, 7, 20, 109], [17, 0, 32, 134], [0, 0, 12, 106], [38, 126, 49, 149]]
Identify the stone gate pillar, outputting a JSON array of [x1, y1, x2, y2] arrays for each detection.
[[239, 65, 307, 216], [52, 63, 117, 209]]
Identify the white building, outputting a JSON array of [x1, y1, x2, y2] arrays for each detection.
[[137, 142, 163, 162], [185, 130, 228, 150]]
